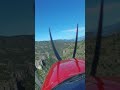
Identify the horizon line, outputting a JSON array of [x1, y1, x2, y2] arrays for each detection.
[[35, 35, 85, 41]]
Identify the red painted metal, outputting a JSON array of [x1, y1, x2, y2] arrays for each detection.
[[86, 77, 120, 90], [41, 58, 85, 90]]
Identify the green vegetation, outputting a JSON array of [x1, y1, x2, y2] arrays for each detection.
[[0, 35, 34, 89], [86, 33, 120, 76], [35, 40, 85, 90]]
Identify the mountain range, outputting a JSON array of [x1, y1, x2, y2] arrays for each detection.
[[86, 22, 120, 38]]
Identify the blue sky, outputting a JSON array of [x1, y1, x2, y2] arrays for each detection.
[[0, 0, 34, 36], [86, 0, 120, 32], [35, 0, 85, 41]]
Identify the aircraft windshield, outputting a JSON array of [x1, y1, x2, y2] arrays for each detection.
[[52, 73, 85, 90]]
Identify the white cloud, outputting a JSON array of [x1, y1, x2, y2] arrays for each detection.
[[62, 27, 85, 33], [86, 2, 120, 31]]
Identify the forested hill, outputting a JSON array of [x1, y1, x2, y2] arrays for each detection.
[[35, 39, 85, 89]]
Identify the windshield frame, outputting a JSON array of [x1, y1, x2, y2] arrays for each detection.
[[52, 73, 85, 90]]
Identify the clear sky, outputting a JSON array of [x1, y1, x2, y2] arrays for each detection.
[[0, 0, 34, 36], [86, 0, 120, 32], [35, 0, 85, 41]]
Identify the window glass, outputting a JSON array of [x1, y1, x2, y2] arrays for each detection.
[[52, 73, 85, 90]]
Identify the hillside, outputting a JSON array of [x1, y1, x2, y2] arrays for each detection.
[[35, 40, 85, 89], [86, 32, 120, 76], [0, 35, 34, 89]]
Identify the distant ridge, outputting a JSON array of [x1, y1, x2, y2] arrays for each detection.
[[0, 35, 33, 38], [86, 22, 120, 37], [62, 36, 85, 42], [36, 36, 85, 42], [0, 35, 34, 48]]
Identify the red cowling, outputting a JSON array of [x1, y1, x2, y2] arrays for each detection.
[[86, 77, 120, 90], [41, 58, 85, 90]]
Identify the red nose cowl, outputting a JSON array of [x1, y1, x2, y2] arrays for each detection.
[[41, 58, 85, 90]]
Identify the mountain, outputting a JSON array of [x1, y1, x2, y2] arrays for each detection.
[[35, 40, 85, 86], [86, 22, 120, 38], [103, 22, 120, 36], [0, 35, 34, 63], [63, 36, 85, 42], [47, 36, 85, 42], [0, 35, 34, 48]]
